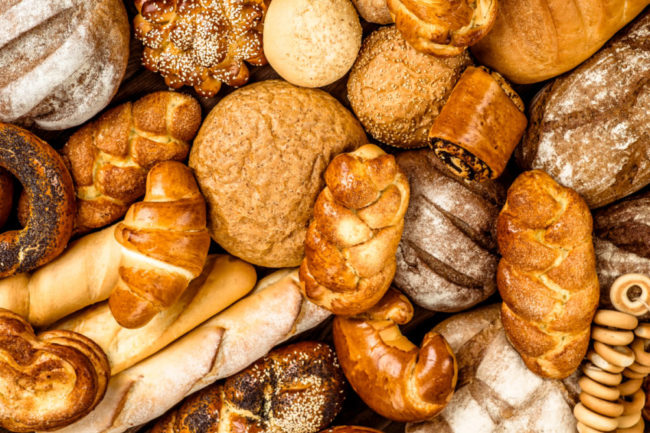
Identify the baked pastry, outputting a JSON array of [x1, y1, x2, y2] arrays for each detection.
[[0, 309, 109, 432], [387, 0, 497, 56], [471, 0, 648, 83], [189, 80, 366, 268], [152, 341, 345, 433], [56, 254, 256, 375], [0, 123, 75, 277], [347, 26, 472, 149], [300, 145, 410, 315], [406, 305, 580, 433], [61, 91, 201, 233], [0, 0, 129, 130], [394, 150, 504, 312], [263, 0, 362, 88], [497, 170, 600, 379], [54, 270, 331, 433], [518, 10, 650, 208], [109, 161, 210, 329], [0, 168, 12, 228], [133, 0, 269, 97], [429, 66, 527, 181], [333, 288, 457, 422], [350, 0, 392, 23]]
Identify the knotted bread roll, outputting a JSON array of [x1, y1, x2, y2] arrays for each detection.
[[299, 144, 410, 315], [497, 170, 600, 379], [109, 161, 211, 329]]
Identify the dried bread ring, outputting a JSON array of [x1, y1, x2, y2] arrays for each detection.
[[618, 419, 644, 433], [623, 368, 646, 379], [594, 341, 635, 368], [631, 338, 650, 366], [634, 323, 650, 339], [576, 423, 604, 433], [578, 376, 620, 401], [591, 325, 635, 346], [617, 412, 642, 429], [619, 379, 643, 396], [621, 389, 645, 415], [573, 402, 619, 431], [593, 310, 638, 330], [579, 392, 623, 417], [0, 123, 75, 277], [588, 350, 625, 373], [582, 363, 622, 386], [627, 362, 650, 374], [610, 274, 650, 316]]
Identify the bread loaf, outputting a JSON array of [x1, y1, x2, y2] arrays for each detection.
[[394, 150, 504, 312], [61, 92, 202, 233], [152, 342, 345, 433], [497, 170, 600, 379], [517, 10, 650, 208], [109, 162, 211, 329], [50, 270, 331, 433], [0, 0, 130, 130], [55, 255, 256, 375], [406, 305, 579, 433], [350, 0, 392, 23], [471, 0, 648, 83]]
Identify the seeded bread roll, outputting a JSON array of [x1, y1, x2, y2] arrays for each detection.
[[347, 26, 472, 149]]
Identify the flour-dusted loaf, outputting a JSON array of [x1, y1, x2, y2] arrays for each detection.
[[518, 11, 650, 209], [0, 0, 130, 130], [406, 305, 580, 433], [394, 150, 504, 312]]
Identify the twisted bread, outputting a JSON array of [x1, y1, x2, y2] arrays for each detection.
[[333, 288, 457, 422], [0, 309, 109, 432], [299, 144, 410, 315], [497, 170, 600, 379], [386, 0, 497, 56], [61, 91, 201, 233], [109, 161, 210, 329], [152, 341, 345, 433], [0, 168, 12, 229]]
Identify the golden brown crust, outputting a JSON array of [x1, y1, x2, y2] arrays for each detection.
[[387, 0, 497, 56], [134, 0, 269, 97], [0, 308, 109, 432], [61, 91, 201, 234], [429, 66, 527, 181], [299, 145, 410, 315], [0, 168, 12, 229], [497, 170, 599, 379], [333, 289, 457, 422], [109, 161, 211, 329], [0, 123, 75, 277], [151, 341, 345, 433]]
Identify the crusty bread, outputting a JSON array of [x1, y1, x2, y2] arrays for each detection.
[[50, 270, 331, 433], [471, 0, 648, 83], [0, 0, 130, 130], [497, 170, 600, 379], [517, 11, 650, 208]]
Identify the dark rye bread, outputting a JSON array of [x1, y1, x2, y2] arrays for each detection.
[[394, 150, 505, 312], [518, 11, 650, 209], [0, 0, 129, 131]]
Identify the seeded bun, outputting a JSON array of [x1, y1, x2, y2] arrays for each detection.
[[263, 0, 362, 88], [189, 80, 367, 268], [347, 26, 472, 149]]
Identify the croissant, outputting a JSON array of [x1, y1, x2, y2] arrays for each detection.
[[108, 161, 211, 329], [299, 144, 410, 315], [386, 0, 497, 56]]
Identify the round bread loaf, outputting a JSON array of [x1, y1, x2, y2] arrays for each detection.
[[348, 26, 472, 149], [189, 80, 366, 268], [394, 150, 504, 312], [350, 0, 392, 24], [406, 305, 580, 433], [263, 0, 362, 88], [0, 0, 130, 130]]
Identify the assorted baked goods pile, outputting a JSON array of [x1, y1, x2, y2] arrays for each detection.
[[0, 1, 648, 432]]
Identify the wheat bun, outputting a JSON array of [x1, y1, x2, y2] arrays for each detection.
[[347, 26, 472, 149], [189, 80, 367, 268], [351, 0, 393, 24], [263, 0, 362, 88]]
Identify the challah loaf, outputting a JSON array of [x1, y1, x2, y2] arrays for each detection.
[[300, 144, 410, 315], [497, 170, 600, 379], [61, 92, 202, 233], [109, 161, 210, 329]]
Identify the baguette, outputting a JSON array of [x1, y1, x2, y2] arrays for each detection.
[[50, 269, 331, 433]]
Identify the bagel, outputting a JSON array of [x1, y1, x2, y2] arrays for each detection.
[[0, 168, 12, 228], [0, 123, 75, 277]]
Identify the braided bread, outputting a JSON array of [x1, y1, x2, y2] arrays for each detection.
[[108, 161, 210, 329], [134, 0, 269, 97], [299, 144, 410, 315], [386, 0, 497, 56], [61, 91, 201, 233], [152, 341, 345, 433], [333, 288, 457, 422], [497, 170, 600, 379], [0, 309, 109, 432]]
